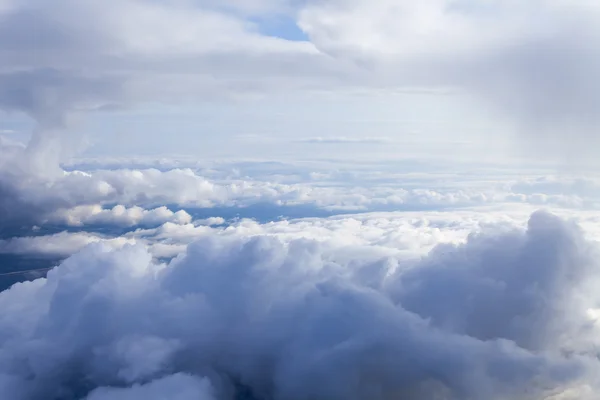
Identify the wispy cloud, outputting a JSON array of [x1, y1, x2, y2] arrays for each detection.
[[297, 136, 394, 144]]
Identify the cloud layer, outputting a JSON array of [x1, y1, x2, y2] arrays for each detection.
[[1, 211, 599, 399]]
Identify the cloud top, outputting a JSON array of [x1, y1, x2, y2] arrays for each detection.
[[0, 211, 599, 399]]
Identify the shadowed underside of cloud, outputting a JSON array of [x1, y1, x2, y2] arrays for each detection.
[[0, 210, 598, 400]]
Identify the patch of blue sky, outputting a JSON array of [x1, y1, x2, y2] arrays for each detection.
[[251, 15, 309, 42]]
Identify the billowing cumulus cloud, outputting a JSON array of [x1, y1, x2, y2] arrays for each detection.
[[0, 211, 599, 399]]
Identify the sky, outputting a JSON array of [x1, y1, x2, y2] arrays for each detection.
[[2, 1, 600, 399]]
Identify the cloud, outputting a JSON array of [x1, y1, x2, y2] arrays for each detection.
[[0, 0, 333, 123], [0, 207, 481, 261], [0, 167, 215, 233], [390, 210, 600, 352], [0, 133, 25, 159], [0, 211, 599, 399], [3, 4, 600, 398], [7, 203, 600, 271], [0, 231, 134, 257], [298, 0, 600, 156], [2, 1, 600, 230], [87, 373, 215, 400], [4, 0, 598, 143], [298, 136, 394, 144], [0, 0, 342, 223], [1, 0, 599, 170], [47, 205, 192, 228], [510, 176, 600, 198], [1, 155, 598, 238]]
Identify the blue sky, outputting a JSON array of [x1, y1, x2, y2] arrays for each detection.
[[253, 15, 309, 41]]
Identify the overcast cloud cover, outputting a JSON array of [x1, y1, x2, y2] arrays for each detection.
[[2, 0, 600, 399]]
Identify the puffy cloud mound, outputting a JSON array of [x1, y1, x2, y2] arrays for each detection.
[[0, 210, 598, 399], [48, 205, 192, 228]]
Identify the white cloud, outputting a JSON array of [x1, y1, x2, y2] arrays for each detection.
[[3, 153, 600, 235], [299, 0, 541, 57], [510, 176, 600, 198], [0, 211, 598, 399], [61, 168, 600, 212], [0, 209, 475, 260], [3, 0, 599, 149], [0, 0, 334, 125], [0, 231, 134, 257], [47, 205, 192, 227], [5, 205, 600, 267]]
